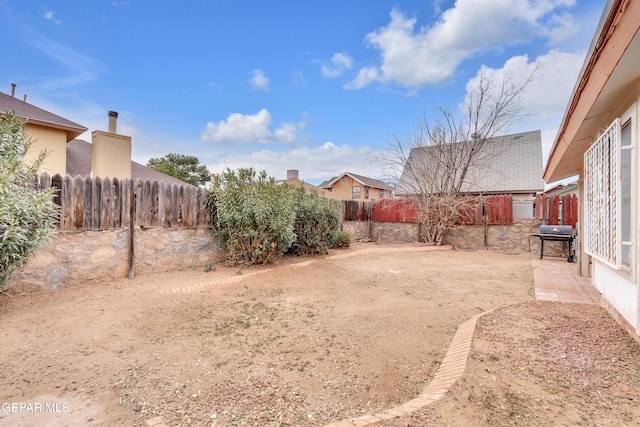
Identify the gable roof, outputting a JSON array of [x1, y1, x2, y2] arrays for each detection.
[[0, 92, 87, 140], [396, 130, 544, 195], [66, 139, 189, 186], [318, 172, 394, 191]]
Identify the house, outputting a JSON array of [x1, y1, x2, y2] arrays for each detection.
[[275, 169, 326, 195], [66, 139, 187, 186], [1, 86, 185, 186], [0, 86, 87, 176], [396, 130, 545, 217], [543, 0, 640, 340], [318, 172, 394, 201]]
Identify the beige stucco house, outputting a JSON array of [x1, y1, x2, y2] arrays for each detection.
[[319, 172, 394, 201], [1, 87, 87, 176], [2, 86, 185, 185], [544, 0, 640, 339]]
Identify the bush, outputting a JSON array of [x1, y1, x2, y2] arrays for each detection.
[[288, 191, 341, 255], [0, 112, 59, 290], [333, 231, 351, 248], [208, 168, 299, 265]]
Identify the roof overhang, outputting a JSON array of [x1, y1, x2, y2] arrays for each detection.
[[544, 0, 640, 183], [26, 118, 87, 141]]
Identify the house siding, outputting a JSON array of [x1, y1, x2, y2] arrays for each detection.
[[24, 123, 68, 176], [584, 88, 640, 337]]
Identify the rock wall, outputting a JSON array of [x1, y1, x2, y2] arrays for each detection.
[[12, 227, 219, 289], [343, 219, 572, 258]]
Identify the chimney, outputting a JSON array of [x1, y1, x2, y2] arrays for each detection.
[[287, 169, 299, 180], [108, 110, 118, 133], [11, 83, 16, 97]]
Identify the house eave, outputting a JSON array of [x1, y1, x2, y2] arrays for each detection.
[[544, 0, 640, 183]]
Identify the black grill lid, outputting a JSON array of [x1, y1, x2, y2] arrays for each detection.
[[540, 225, 573, 235]]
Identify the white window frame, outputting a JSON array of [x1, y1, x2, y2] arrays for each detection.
[[584, 107, 635, 271], [620, 118, 634, 269]]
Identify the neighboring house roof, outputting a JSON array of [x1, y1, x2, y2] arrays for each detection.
[[0, 92, 87, 140], [544, 0, 640, 182], [318, 172, 394, 191], [66, 139, 188, 186], [396, 130, 545, 195], [275, 178, 323, 194]]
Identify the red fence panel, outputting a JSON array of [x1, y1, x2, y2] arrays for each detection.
[[371, 199, 417, 223], [563, 194, 578, 226], [485, 195, 513, 225], [534, 193, 579, 226], [456, 198, 483, 225]]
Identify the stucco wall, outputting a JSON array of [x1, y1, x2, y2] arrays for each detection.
[[24, 123, 67, 176], [11, 227, 218, 289]]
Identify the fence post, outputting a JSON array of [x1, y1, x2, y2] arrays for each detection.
[[128, 179, 136, 279]]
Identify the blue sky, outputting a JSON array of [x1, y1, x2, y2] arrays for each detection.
[[1, 0, 604, 185]]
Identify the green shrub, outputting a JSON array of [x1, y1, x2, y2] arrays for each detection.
[[333, 231, 351, 248], [0, 112, 59, 290], [208, 168, 299, 265], [288, 190, 341, 255]]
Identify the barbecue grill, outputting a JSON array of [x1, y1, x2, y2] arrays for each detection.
[[531, 225, 576, 262]]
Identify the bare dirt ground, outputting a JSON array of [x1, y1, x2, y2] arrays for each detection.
[[0, 243, 638, 427]]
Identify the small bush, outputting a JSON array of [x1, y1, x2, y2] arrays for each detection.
[[0, 112, 59, 290], [333, 231, 351, 248], [288, 191, 341, 255]]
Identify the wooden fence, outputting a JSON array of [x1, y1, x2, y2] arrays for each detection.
[[534, 193, 578, 226], [37, 174, 211, 231], [344, 194, 514, 225]]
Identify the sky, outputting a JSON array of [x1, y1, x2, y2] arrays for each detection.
[[0, 0, 605, 185]]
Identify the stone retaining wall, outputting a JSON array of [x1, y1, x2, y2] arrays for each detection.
[[12, 227, 219, 289], [343, 219, 572, 258]]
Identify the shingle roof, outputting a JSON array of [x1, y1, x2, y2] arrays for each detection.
[[396, 130, 545, 195], [0, 92, 87, 140], [66, 139, 189, 186], [318, 172, 394, 191]]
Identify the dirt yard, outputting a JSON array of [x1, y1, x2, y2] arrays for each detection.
[[0, 243, 638, 426]]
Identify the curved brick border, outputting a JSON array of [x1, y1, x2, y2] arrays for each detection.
[[324, 309, 493, 427], [149, 244, 457, 426]]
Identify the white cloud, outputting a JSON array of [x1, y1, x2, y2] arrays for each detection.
[[206, 142, 380, 184], [200, 109, 305, 144], [465, 49, 585, 123], [321, 52, 354, 78], [464, 48, 586, 162], [292, 69, 307, 86], [347, 1, 579, 90], [43, 8, 62, 25], [250, 69, 270, 91]]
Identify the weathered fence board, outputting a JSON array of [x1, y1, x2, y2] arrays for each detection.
[[485, 195, 513, 225], [36, 174, 211, 231], [352, 195, 513, 225], [535, 193, 578, 226], [371, 198, 418, 223]]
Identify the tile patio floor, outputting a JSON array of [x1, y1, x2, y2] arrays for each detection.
[[533, 257, 601, 304]]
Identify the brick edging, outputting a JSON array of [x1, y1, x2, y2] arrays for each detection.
[[324, 309, 495, 427]]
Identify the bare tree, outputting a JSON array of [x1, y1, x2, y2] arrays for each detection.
[[384, 69, 534, 245]]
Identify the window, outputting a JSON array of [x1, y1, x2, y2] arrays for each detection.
[[584, 114, 634, 270], [380, 189, 385, 199], [364, 186, 369, 199], [621, 119, 633, 267], [352, 186, 360, 199]]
